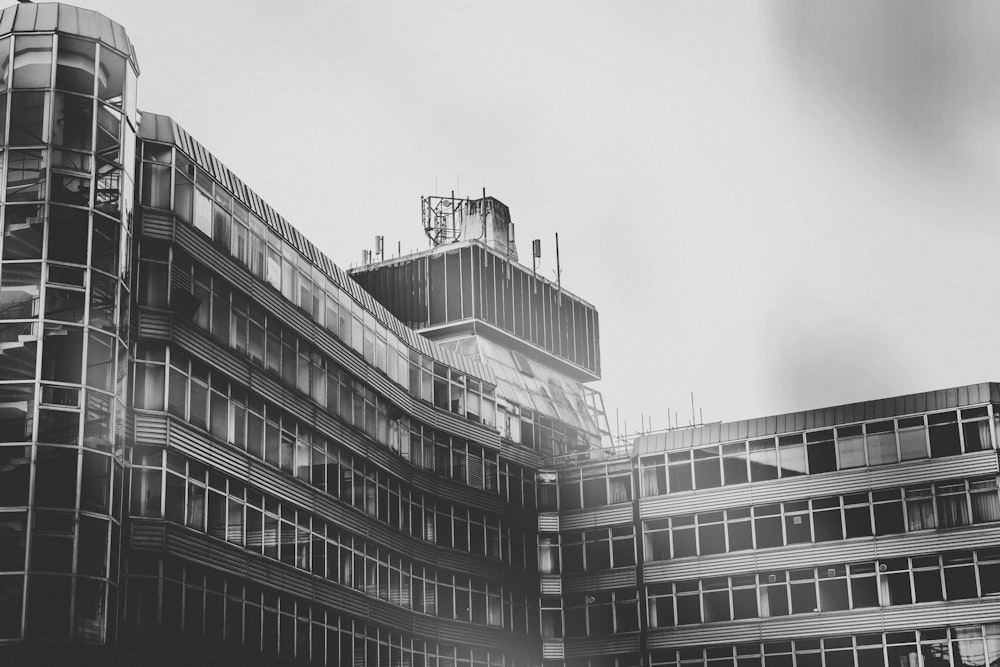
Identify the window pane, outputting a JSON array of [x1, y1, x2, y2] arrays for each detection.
[[12, 35, 52, 88]]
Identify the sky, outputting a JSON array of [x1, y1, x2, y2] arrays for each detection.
[[66, 0, 1000, 437]]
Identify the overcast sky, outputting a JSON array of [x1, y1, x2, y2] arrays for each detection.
[[70, 0, 1000, 436]]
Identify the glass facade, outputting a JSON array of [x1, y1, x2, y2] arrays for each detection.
[[0, 7, 137, 647]]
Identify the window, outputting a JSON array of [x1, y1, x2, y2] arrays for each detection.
[[812, 496, 843, 542], [806, 430, 836, 473], [777, 435, 806, 477], [842, 493, 872, 538], [836, 426, 865, 469], [936, 482, 970, 528], [694, 447, 722, 489], [753, 505, 783, 549], [749, 439, 778, 482], [928, 411, 961, 458], [865, 421, 898, 465], [897, 417, 928, 460], [905, 486, 936, 530], [962, 407, 991, 452], [644, 520, 670, 562], [668, 451, 693, 493], [722, 442, 748, 485], [783, 501, 811, 544], [639, 455, 665, 497], [872, 488, 905, 535]]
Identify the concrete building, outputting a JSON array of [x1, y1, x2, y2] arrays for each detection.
[[1, 3, 999, 667]]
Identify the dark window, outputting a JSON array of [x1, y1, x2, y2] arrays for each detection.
[[843, 494, 872, 538], [703, 578, 731, 623], [806, 431, 836, 473], [754, 505, 783, 549], [783, 502, 811, 544], [912, 561, 943, 603], [813, 498, 843, 542], [873, 490, 906, 536], [818, 567, 849, 611], [727, 508, 753, 552], [928, 413, 961, 458], [732, 575, 758, 619], [33, 446, 78, 509], [943, 554, 977, 600], [698, 512, 726, 555], [672, 516, 697, 558], [789, 570, 816, 614]]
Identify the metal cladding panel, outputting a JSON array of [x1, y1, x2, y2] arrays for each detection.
[[173, 324, 251, 386], [562, 568, 636, 593], [542, 641, 565, 660], [647, 624, 761, 650], [367, 601, 415, 632], [168, 419, 248, 481], [640, 485, 753, 520], [874, 524, 1000, 559], [499, 441, 545, 471], [175, 224, 256, 295], [869, 451, 999, 487], [247, 461, 312, 508], [540, 576, 562, 596], [137, 309, 171, 340], [313, 493, 368, 536], [881, 598, 1000, 630], [134, 412, 168, 446], [753, 539, 878, 573], [644, 552, 759, 584], [129, 520, 166, 550], [166, 524, 252, 577], [247, 371, 286, 415], [437, 623, 509, 649], [313, 585, 368, 618], [564, 634, 640, 658], [538, 513, 560, 533], [139, 210, 174, 240], [747, 469, 870, 506], [641, 451, 999, 521], [560, 505, 633, 531], [759, 608, 885, 640]]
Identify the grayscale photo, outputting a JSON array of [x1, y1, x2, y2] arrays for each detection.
[[0, 1, 997, 665]]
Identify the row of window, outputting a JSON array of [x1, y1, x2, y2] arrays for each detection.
[[0, 33, 132, 105], [553, 461, 633, 511], [130, 451, 537, 629], [0, 443, 122, 517], [139, 250, 548, 508], [643, 476, 1000, 560], [646, 548, 1000, 627], [538, 526, 636, 574], [647, 624, 1000, 667], [132, 442, 535, 570], [0, 383, 125, 452], [0, 509, 118, 580], [638, 407, 994, 497], [1, 203, 126, 275], [135, 347, 540, 550], [548, 589, 640, 638], [0, 573, 114, 642], [126, 556, 534, 667], [139, 146, 506, 434]]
